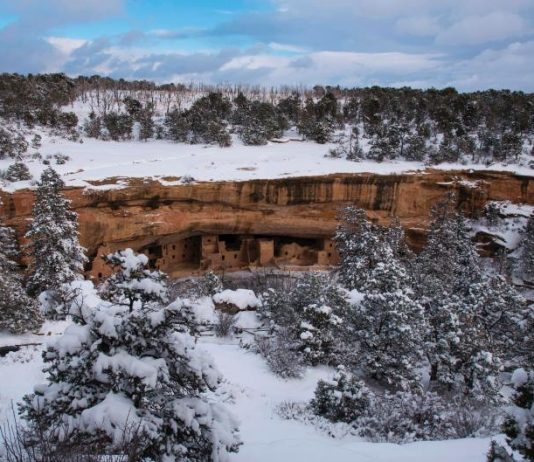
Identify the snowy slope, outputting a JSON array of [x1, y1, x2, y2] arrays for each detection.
[[202, 340, 497, 462], [1, 131, 533, 193], [0, 335, 498, 462]]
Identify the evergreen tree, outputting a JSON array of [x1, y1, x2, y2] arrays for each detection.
[[355, 251, 426, 391], [311, 365, 374, 423], [503, 368, 534, 461], [0, 222, 42, 333], [20, 282, 241, 461], [291, 273, 348, 366], [4, 162, 32, 182], [520, 213, 534, 281], [334, 206, 384, 291], [415, 195, 504, 401], [25, 167, 86, 315], [98, 248, 168, 311], [467, 274, 528, 361]]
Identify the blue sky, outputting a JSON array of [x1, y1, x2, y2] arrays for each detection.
[[0, 0, 533, 90]]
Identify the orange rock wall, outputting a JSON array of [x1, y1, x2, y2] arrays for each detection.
[[1, 170, 533, 279]]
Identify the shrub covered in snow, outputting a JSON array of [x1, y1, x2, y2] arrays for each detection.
[[196, 271, 224, 297], [254, 330, 304, 379], [311, 366, 374, 423], [309, 368, 499, 444], [20, 281, 241, 461], [4, 162, 32, 182]]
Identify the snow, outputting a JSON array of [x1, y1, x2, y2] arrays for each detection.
[[511, 368, 529, 388], [1, 133, 532, 193], [213, 289, 261, 311], [199, 340, 497, 462], [0, 313, 502, 462]]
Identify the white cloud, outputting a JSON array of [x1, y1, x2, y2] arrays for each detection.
[[47, 36, 87, 54], [437, 11, 531, 45]]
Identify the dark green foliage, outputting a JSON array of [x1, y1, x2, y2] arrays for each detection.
[[102, 112, 133, 141], [4, 162, 32, 181], [237, 99, 286, 145], [0, 128, 28, 159], [165, 92, 232, 146], [521, 213, 534, 281]]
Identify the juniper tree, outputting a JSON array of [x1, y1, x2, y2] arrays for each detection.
[[98, 248, 168, 311], [334, 206, 384, 291], [355, 248, 426, 391], [25, 167, 86, 315], [520, 213, 534, 281], [503, 368, 534, 461], [414, 195, 483, 386], [311, 365, 375, 423], [21, 282, 241, 461], [0, 222, 42, 333], [466, 274, 528, 362]]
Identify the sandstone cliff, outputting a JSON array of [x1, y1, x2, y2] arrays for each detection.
[[1, 169, 532, 279]]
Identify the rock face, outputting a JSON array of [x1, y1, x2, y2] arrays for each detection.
[[1, 169, 533, 280]]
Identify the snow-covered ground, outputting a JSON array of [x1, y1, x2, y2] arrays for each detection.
[[1, 131, 533, 193], [0, 316, 499, 462]]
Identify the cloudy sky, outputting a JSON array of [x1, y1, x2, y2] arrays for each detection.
[[0, 0, 533, 90]]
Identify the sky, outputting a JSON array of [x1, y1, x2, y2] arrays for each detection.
[[0, 0, 533, 91]]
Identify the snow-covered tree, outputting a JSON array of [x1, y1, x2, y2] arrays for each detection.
[[503, 368, 534, 461], [0, 222, 42, 333], [196, 271, 224, 297], [415, 194, 481, 298], [520, 213, 534, 282], [467, 275, 528, 362], [311, 365, 374, 423], [355, 255, 425, 391], [258, 273, 349, 367], [385, 217, 414, 264], [335, 206, 384, 291], [99, 248, 168, 311], [25, 167, 86, 313], [21, 282, 241, 461], [414, 195, 494, 395], [298, 302, 343, 366]]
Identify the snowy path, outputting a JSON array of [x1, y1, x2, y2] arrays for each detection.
[[200, 340, 497, 462]]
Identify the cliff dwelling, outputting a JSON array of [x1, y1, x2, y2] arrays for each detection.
[[91, 234, 339, 280]]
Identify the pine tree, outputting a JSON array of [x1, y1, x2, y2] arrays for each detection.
[[334, 206, 383, 291], [386, 217, 414, 264], [25, 167, 86, 316], [20, 283, 241, 461], [355, 252, 425, 391], [414, 194, 491, 393], [520, 213, 534, 282], [291, 273, 348, 366], [98, 248, 168, 311], [467, 274, 528, 362], [503, 368, 534, 461], [0, 222, 42, 333]]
